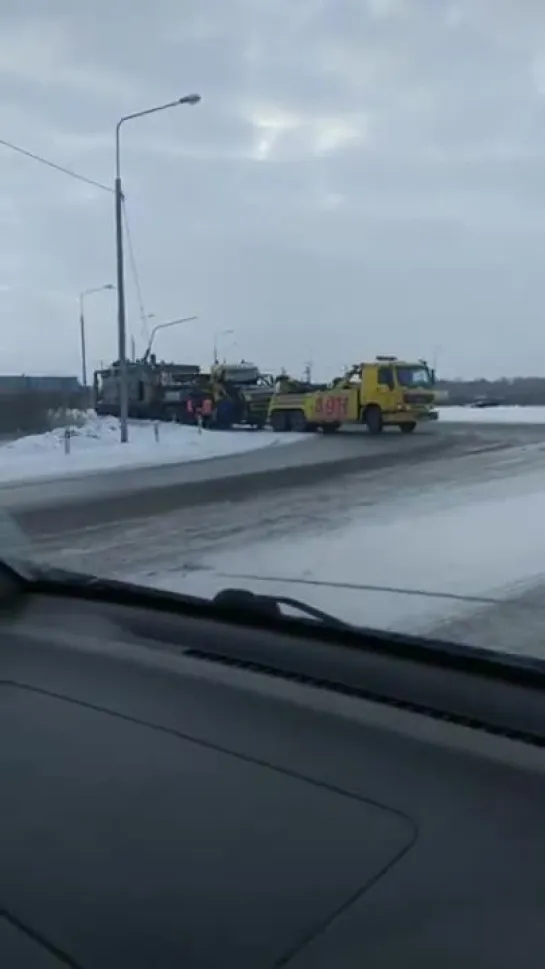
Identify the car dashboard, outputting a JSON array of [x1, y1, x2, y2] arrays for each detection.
[[1, 575, 545, 968]]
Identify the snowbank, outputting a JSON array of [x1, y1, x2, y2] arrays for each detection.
[[439, 405, 545, 423], [0, 413, 306, 485]]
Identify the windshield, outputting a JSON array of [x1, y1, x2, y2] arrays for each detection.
[[396, 367, 433, 389], [2, 6, 543, 664]]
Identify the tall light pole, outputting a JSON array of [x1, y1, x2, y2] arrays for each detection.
[[79, 284, 115, 387], [213, 328, 234, 365], [115, 93, 201, 443]]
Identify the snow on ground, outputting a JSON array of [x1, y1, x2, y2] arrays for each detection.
[[132, 460, 545, 651], [2, 406, 545, 488], [439, 405, 545, 423], [0, 413, 307, 485]]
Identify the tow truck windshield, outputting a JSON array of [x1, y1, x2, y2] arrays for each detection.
[[396, 366, 433, 388]]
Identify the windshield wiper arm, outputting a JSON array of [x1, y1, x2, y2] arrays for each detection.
[[6, 560, 352, 631], [212, 588, 352, 630]]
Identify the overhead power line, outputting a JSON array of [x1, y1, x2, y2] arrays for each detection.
[[0, 136, 112, 194], [0, 134, 150, 337]]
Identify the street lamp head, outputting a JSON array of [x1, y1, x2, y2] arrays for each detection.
[[179, 93, 201, 106], [81, 283, 116, 300]]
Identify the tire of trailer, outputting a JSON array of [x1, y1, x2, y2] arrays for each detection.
[[399, 422, 416, 434], [363, 404, 383, 435]]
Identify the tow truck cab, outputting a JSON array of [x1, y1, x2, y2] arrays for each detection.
[[268, 356, 438, 434], [357, 356, 438, 432]]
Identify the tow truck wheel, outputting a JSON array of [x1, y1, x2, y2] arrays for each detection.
[[270, 410, 287, 432], [400, 422, 416, 434], [363, 405, 383, 435], [290, 410, 308, 433]]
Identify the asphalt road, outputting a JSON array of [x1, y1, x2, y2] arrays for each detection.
[[6, 418, 545, 657], [18, 416, 545, 568], [6, 419, 545, 536]]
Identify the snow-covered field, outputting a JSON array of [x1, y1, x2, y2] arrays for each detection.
[[439, 405, 545, 423], [0, 413, 306, 485]]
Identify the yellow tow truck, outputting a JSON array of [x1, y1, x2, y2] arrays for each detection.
[[268, 356, 438, 434]]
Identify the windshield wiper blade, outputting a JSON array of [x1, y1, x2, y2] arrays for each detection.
[[212, 588, 352, 629], [9, 561, 352, 630]]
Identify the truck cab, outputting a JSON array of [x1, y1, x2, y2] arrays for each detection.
[[356, 356, 437, 432], [195, 363, 275, 430]]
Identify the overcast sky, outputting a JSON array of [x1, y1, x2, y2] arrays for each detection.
[[1, 1, 545, 380]]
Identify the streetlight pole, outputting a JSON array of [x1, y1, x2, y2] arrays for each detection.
[[79, 284, 115, 387], [213, 329, 234, 365], [114, 92, 201, 443], [143, 315, 198, 361]]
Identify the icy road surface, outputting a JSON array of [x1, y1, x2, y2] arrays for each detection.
[[3, 405, 545, 490], [22, 415, 545, 658], [0, 412, 306, 484]]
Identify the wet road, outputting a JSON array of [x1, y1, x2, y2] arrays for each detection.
[[20, 418, 545, 570], [7, 418, 545, 656], [7, 419, 545, 536], [1, 423, 447, 525]]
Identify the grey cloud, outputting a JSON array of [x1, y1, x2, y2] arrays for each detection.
[[1, 0, 545, 378]]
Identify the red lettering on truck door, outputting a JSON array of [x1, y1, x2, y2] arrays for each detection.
[[323, 395, 348, 420], [314, 394, 348, 421]]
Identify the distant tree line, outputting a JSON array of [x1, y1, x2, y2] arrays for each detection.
[[438, 377, 545, 407], [0, 378, 544, 439]]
